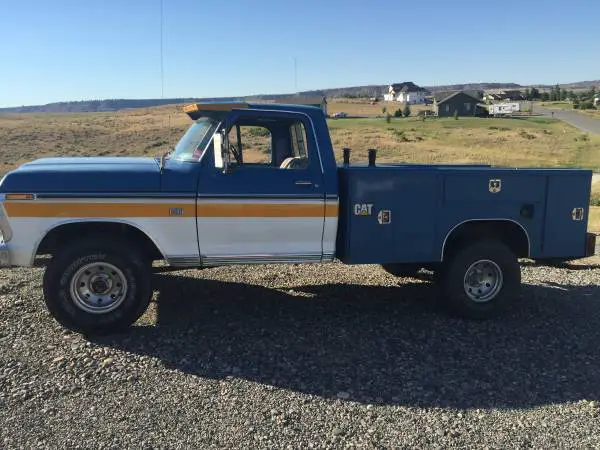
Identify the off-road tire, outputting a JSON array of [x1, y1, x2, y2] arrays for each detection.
[[42, 236, 152, 335], [439, 240, 521, 319]]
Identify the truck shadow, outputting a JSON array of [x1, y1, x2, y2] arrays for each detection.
[[94, 272, 600, 409]]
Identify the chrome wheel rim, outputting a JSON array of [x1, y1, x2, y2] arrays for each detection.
[[70, 262, 128, 314], [463, 259, 503, 302]]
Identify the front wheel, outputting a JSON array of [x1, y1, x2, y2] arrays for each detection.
[[43, 236, 152, 335], [439, 240, 521, 319]]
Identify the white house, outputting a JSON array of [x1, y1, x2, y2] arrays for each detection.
[[594, 94, 600, 107], [383, 82, 429, 104]]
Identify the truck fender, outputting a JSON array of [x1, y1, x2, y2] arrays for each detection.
[[440, 219, 531, 261], [31, 218, 167, 265]]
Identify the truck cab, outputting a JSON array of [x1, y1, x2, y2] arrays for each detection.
[[0, 101, 596, 334], [185, 102, 339, 266]]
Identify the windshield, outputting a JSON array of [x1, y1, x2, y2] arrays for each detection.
[[170, 118, 220, 161]]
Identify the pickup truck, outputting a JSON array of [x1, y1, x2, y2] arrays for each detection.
[[0, 101, 596, 334]]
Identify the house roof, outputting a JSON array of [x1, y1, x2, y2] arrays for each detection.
[[483, 89, 524, 100], [435, 90, 482, 104], [390, 82, 428, 93], [434, 90, 483, 103]]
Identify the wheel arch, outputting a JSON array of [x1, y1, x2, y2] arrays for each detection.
[[441, 219, 530, 261], [34, 219, 166, 263]]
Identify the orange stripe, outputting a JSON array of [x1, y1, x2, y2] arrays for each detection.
[[198, 203, 333, 218], [325, 202, 339, 218], [3, 201, 339, 218], [4, 202, 195, 218]]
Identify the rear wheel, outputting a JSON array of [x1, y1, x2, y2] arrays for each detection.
[[439, 240, 520, 319], [42, 236, 152, 335]]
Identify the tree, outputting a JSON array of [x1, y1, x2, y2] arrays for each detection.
[[530, 87, 540, 99], [541, 92, 550, 101], [394, 108, 403, 118], [524, 88, 531, 100], [385, 112, 392, 123], [453, 110, 459, 120], [553, 83, 561, 101], [403, 104, 411, 117], [560, 88, 568, 101]]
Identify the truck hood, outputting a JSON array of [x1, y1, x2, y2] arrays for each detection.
[[0, 157, 161, 193]]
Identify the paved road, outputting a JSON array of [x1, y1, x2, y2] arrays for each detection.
[[534, 106, 600, 135]]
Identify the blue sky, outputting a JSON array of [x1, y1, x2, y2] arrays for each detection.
[[1, 0, 599, 107]]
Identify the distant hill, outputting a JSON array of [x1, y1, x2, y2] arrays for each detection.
[[529, 80, 600, 91], [1, 80, 597, 114], [257, 82, 525, 99], [0, 97, 243, 114]]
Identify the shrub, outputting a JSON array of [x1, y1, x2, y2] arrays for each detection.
[[519, 130, 536, 140], [403, 104, 411, 117], [394, 109, 403, 118], [247, 126, 270, 137], [385, 113, 392, 123], [453, 111, 459, 120], [381, 106, 387, 115]]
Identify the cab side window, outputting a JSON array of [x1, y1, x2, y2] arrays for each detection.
[[228, 125, 272, 165], [226, 117, 310, 170]]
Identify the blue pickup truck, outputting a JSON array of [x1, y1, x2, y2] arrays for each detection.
[[0, 102, 596, 334]]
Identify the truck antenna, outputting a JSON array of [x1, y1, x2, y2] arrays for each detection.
[[293, 56, 297, 93], [159, 0, 165, 99]]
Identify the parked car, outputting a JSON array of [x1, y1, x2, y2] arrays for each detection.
[[332, 112, 348, 119]]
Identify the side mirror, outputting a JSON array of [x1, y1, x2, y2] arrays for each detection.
[[213, 130, 230, 173]]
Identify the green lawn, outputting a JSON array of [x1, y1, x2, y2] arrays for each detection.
[[539, 101, 573, 109]]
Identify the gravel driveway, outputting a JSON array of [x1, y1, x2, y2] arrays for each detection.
[[1, 259, 600, 448]]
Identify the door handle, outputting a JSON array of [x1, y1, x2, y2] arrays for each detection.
[[295, 180, 313, 186]]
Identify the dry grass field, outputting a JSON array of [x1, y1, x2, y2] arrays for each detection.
[[327, 115, 600, 169], [590, 206, 600, 231], [326, 99, 429, 117], [1, 100, 599, 230], [0, 105, 191, 175]]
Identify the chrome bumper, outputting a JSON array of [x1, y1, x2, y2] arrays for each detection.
[[0, 243, 10, 266]]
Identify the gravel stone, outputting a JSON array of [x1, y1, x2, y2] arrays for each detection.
[[1, 257, 600, 448]]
